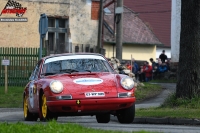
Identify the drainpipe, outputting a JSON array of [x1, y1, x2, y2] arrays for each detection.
[[97, 0, 103, 54]]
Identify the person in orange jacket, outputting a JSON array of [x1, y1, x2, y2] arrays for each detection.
[[143, 61, 152, 82], [126, 62, 132, 70]]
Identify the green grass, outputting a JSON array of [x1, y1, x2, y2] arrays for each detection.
[[0, 121, 156, 133], [149, 79, 177, 83], [135, 83, 163, 102], [136, 93, 200, 119], [136, 108, 200, 119], [0, 86, 23, 108], [161, 93, 200, 108]]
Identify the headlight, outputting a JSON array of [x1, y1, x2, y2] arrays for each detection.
[[50, 80, 63, 93], [120, 76, 134, 90]]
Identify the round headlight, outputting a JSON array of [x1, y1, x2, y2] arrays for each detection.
[[50, 80, 63, 93], [120, 76, 134, 90]]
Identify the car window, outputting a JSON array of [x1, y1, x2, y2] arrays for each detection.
[[42, 58, 114, 76], [29, 61, 42, 80]]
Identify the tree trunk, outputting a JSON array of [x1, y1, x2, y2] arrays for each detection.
[[176, 0, 200, 98]]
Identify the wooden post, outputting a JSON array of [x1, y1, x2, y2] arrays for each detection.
[[5, 65, 7, 94], [131, 55, 133, 73], [2, 59, 9, 93]]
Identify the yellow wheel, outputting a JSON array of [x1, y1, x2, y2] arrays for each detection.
[[23, 95, 38, 121], [40, 93, 58, 121], [41, 94, 47, 118], [23, 96, 28, 119]]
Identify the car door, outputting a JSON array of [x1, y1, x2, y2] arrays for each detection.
[[28, 61, 42, 112]]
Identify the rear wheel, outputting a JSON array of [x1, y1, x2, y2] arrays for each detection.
[[23, 95, 38, 121], [96, 113, 110, 123], [117, 104, 135, 124], [40, 93, 57, 121]]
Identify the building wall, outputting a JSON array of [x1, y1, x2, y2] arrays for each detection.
[[70, 0, 98, 49], [0, 0, 98, 49], [104, 43, 156, 62]]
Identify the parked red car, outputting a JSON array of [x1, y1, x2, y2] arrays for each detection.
[[23, 53, 136, 123]]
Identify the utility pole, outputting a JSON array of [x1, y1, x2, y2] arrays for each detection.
[[116, 0, 123, 61], [97, 0, 103, 54]]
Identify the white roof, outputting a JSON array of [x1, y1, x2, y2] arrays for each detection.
[[44, 54, 106, 64]]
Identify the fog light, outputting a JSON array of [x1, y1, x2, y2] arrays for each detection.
[[118, 92, 134, 98]]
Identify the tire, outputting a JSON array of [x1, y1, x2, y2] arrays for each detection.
[[117, 103, 135, 124], [96, 113, 110, 123], [23, 95, 38, 121], [39, 93, 58, 121]]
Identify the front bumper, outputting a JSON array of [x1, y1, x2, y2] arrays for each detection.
[[47, 97, 135, 114]]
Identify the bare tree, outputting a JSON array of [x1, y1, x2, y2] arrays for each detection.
[[176, 0, 200, 98]]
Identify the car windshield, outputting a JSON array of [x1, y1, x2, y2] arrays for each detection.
[[42, 56, 114, 76]]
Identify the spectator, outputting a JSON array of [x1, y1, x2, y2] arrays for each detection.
[[143, 61, 152, 82], [159, 50, 168, 63], [166, 59, 171, 71], [149, 58, 157, 71], [126, 62, 131, 70], [131, 58, 139, 79], [138, 65, 145, 82], [150, 58, 158, 79], [158, 62, 168, 73]]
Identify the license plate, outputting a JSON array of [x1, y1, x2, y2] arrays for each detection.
[[85, 92, 105, 97]]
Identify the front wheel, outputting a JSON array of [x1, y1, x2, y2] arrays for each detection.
[[40, 93, 58, 121], [96, 113, 110, 123], [117, 103, 135, 124]]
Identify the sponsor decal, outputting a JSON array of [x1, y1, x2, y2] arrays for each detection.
[[73, 78, 103, 85], [85, 92, 105, 97], [28, 82, 34, 108]]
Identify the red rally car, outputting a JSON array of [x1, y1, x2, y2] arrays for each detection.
[[23, 53, 136, 123]]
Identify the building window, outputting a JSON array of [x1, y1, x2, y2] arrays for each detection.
[[48, 18, 55, 27], [59, 19, 66, 28], [47, 17, 68, 54], [48, 33, 55, 51]]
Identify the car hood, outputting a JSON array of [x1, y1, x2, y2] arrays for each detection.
[[49, 72, 118, 98]]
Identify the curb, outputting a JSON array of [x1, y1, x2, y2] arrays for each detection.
[[134, 117, 200, 125], [111, 116, 200, 125]]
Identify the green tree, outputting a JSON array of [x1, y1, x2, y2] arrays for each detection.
[[176, 0, 200, 98]]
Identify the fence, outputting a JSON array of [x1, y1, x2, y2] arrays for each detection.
[[0, 47, 44, 86]]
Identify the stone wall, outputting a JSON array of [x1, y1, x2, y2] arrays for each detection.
[[70, 0, 98, 51]]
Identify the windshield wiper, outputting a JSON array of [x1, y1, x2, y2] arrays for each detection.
[[60, 69, 79, 74], [41, 72, 57, 76], [84, 69, 91, 73]]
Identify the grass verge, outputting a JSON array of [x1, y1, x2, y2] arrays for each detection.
[[0, 121, 156, 133], [135, 83, 163, 103], [136, 108, 200, 119], [136, 93, 200, 119], [149, 79, 177, 83], [0, 86, 23, 108]]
